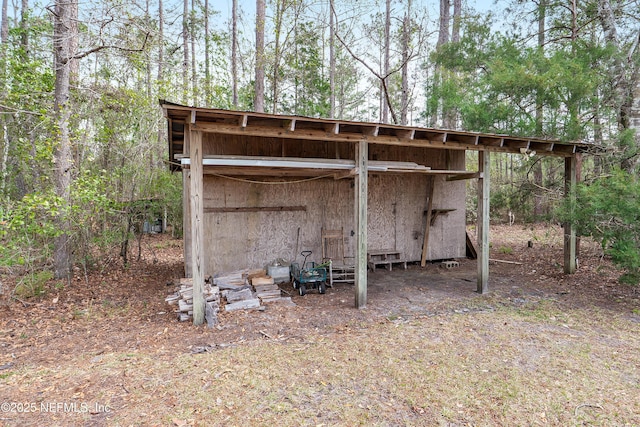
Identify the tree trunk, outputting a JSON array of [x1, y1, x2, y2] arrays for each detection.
[[437, 0, 449, 48], [191, 0, 197, 103], [182, 0, 189, 104], [598, 0, 640, 172], [533, 0, 545, 218], [231, 0, 238, 107], [0, 0, 6, 43], [254, 0, 265, 112], [400, 0, 411, 125], [53, 0, 78, 280], [158, 0, 164, 83], [593, 89, 604, 175], [438, 0, 455, 128], [145, 0, 151, 99], [204, 0, 210, 102], [329, 0, 335, 118], [381, 0, 391, 123], [0, 0, 8, 196], [271, 0, 284, 115], [452, 0, 461, 43], [21, 0, 28, 55], [157, 0, 165, 160]]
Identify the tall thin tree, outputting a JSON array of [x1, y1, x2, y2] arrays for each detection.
[[52, 0, 79, 280], [204, 0, 210, 102], [271, 0, 287, 115], [598, 0, 640, 172], [254, 0, 265, 112], [437, 0, 454, 128], [329, 0, 335, 118], [158, 0, 164, 85], [381, 0, 391, 123], [182, 0, 189, 103], [191, 0, 197, 103], [21, 0, 28, 57], [0, 0, 8, 195], [157, 0, 165, 156], [231, 0, 238, 107], [533, 0, 546, 217], [452, 0, 461, 43], [400, 0, 411, 125]]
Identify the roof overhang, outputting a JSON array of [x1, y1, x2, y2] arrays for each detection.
[[161, 100, 597, 173]]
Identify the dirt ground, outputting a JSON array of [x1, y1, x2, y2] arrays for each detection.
[[1, 223, 639, 426]]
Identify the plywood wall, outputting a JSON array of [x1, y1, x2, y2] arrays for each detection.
[[184, 140, 467, 276]]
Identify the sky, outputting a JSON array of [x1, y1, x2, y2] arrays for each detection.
[[215, 0, 505, 27]]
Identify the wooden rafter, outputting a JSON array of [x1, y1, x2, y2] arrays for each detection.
[[161, 101, 596, 163]]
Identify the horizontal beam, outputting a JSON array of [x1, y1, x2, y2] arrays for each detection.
[[178, 155, 477, 176], [162, 101, 596, 158], [187, 122, 579, 157], [446, 172, 481, 181], [180, 156, 355, 170], [204, 206, 307, 213]]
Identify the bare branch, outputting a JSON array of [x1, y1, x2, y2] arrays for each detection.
[[0, 104, 44, 116], [73, 31, 151, 61], [331, 2, 422, 125]]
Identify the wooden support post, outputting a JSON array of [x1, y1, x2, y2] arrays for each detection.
[[183, 169, 192, 278], [564, 155, 577, 274], [183, 126, 192, 278], [421, 176, 435, 267], [477, 151, 490, 294], [188, 125, 205, 325], [354, 140, 368, 308]]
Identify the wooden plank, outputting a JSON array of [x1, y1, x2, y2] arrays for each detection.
[[355, 140, 368, 308], [189, 126, 205, 325], [477, 151, 490, 294], [254, 284, 279, 292], [466, 232, 477, 259], [204, 206, 307, 213], [490, 258, 522, 265], [224, 299, 261, 311], [178, 299, 193, 312], [256, 290, 282, 297], [205, 302, 218, 328], [564, 155, 577, 274], [226, 287, 254, 303], [252, 277, 275, 286], [446, 172, 480, 181], [421, 176, 435, 267]]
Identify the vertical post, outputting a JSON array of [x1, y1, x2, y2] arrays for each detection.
[[188, 124, 205, 325], [183, 169, 192, 277], [183, 125, 192, 277], [477, 150, 490, 294], [564, 155, 577, 274], [354, 140, 368, 308]]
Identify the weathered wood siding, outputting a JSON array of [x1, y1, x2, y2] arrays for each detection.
[[184, 135, 467, 276]]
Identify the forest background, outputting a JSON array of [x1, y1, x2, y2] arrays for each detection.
[[1, 0, 639, 294]]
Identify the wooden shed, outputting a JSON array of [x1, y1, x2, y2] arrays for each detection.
[[161, 100, 592, 325]]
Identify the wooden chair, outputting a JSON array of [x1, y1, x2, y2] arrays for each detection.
[[321, 227, 355, 286]]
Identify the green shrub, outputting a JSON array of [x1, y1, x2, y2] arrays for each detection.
[[560, 169, 640, 285], [14, 270, 53, 298]]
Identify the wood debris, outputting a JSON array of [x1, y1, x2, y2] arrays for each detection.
[[165, 277, 220, 324], [168, 268, 294, 320], [250, 275, 291, 304]]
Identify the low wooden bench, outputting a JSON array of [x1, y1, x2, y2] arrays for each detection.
[[367, 249, 407, 272]]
